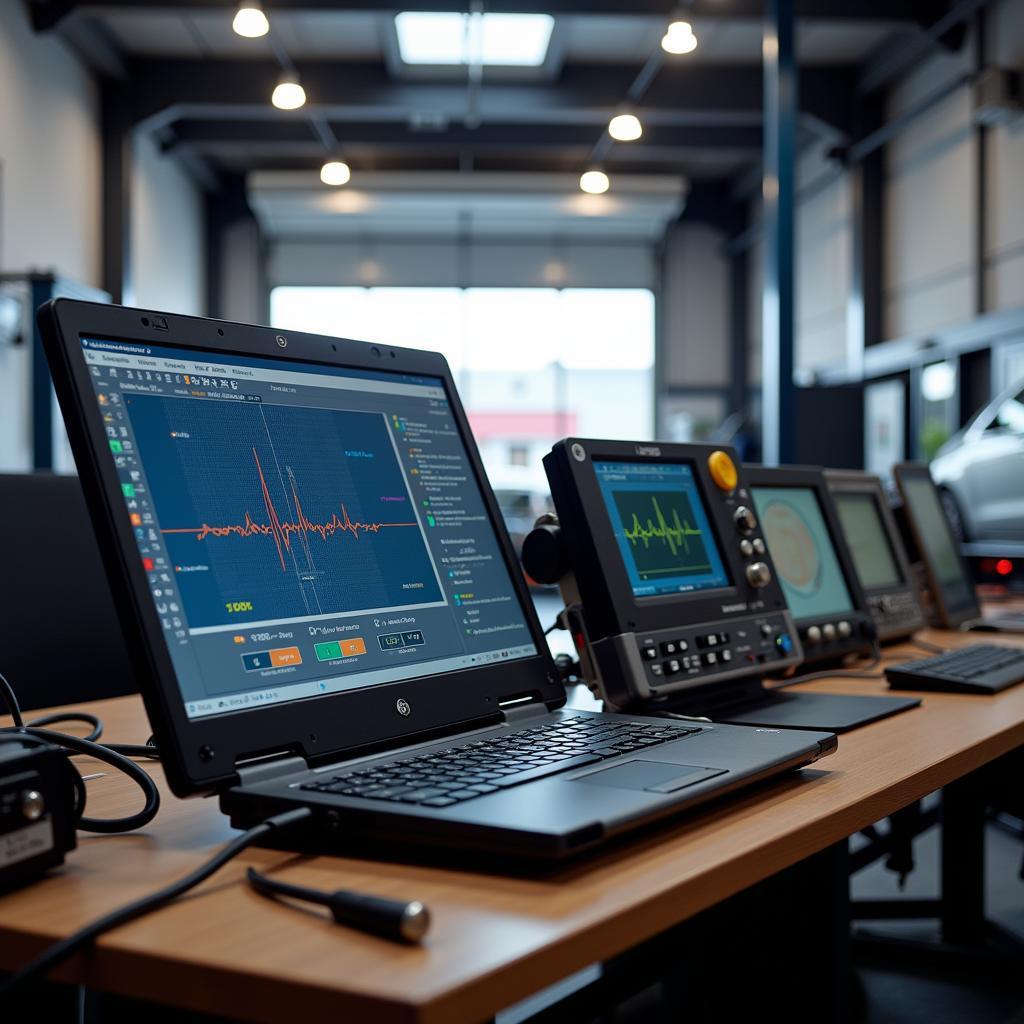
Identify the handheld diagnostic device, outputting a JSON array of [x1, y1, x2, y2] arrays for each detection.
[[825, 470, 924, 643], [527, 440, 803, 711], [747, 466, 876, 666]]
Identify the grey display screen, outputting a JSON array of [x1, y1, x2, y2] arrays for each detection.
[[834, 492, 902, 591]]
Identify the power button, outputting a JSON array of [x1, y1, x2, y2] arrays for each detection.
[[708, 450, 738, 492]]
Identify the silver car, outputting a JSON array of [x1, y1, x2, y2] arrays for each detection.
[[930, 379, 1024, 541]]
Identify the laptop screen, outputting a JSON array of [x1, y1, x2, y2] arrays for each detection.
[[80, 336, 537, 720], [750, 485, 854, 621]]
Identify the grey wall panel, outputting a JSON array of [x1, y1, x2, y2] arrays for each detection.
[[661, 221, 730, 387]]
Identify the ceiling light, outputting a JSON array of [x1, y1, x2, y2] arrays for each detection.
[[394, 11, 554, 66], [608, 113, 642, 142], [320, 160, 351, 186], [579, 170, 610, 195], [662, 20, 697, 55], [272, 71, 306, 111], [232, 1, 269, 39]]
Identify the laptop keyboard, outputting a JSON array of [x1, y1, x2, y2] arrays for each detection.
[[299, 715, 701, 808]]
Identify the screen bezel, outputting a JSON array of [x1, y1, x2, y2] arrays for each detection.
[[744, 465, 871, 631], [892, 462, 980, 628], [40, 299, 560, 797], [592, 458, 734, 601]]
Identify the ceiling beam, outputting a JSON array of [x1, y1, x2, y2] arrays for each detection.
[[162, 119, 766, 154], [26, 0, 941, 32], [128, 59, 858, 139]]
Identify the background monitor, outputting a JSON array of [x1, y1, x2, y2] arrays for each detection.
[[750, 486, 854, 621], [894, 464, 979, 627], [833, 492, 903, 592], [825, 470, 925, 643]]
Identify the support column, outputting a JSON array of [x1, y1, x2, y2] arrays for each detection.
[[206, 175, 268, 325], [100, 80, 133, 305], [847, 96, 884, 376], [761, 0, 797, 465], [729, 246, 749, 420]]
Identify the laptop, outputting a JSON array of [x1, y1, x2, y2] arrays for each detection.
[[39, 300, 836, 860]]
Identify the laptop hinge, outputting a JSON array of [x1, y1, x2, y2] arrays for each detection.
[[498, 698, 550, 724], [235, 752, 308, 787]]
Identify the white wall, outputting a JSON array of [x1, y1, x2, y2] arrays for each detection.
[[0, 3, 206, 471], [0, 2, 101, 471], [796, 141, 851, 373], [883, 33, 976, 339], [131, 131, 205, 316], [743, 0, 1024, 390], [0, 4, 101, 286]]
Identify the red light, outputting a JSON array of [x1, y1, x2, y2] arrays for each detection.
[[996, 558, 1013, 576]]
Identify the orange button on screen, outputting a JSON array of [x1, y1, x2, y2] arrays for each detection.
[[340, 638, 367, 657], [269, 646, 302, 667]]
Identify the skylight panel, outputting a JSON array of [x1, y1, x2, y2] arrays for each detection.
[[394, 12, 554, 67]]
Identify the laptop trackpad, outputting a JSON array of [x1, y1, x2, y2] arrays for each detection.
[[577, 760, 727, 793]]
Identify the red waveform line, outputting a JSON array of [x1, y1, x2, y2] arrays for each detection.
[[161, 447, 417, 572]]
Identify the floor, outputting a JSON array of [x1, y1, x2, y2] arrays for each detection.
[[851, 815, 1024, 1024]]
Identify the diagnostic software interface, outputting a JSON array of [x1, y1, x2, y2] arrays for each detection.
[[751, 486, 853, 621], [594, 461, 731, 599], [833, 493, 902, 592], [81, 337, 536, 720]]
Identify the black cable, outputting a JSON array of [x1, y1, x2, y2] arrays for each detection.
[[18, 726, 160, 834], [105, 741, 161, 761], [0, 808, 314, 998], [908, 637, 950, 654], [26, 711, 103, 742], [247, 866, 431, 944], [0, 670, 24, 727], [1, 670, 159, 833], [780, 650, 885, 687]]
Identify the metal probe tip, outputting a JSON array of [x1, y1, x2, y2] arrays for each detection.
[[399, 901, 431, 943]]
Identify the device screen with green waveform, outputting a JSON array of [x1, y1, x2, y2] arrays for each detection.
[[614, 491, 712, 579], [594, 461, 731, 598]]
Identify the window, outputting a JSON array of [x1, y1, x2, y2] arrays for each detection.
[[508, 445, 529, 467], [270, 286, 655, 491]]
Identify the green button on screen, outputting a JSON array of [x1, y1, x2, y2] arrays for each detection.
[[314, 641, 343, 661]]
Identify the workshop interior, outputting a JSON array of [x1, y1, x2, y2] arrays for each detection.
[[1, 1, 1024, 1022]]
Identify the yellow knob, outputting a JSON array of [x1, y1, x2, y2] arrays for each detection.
[[708, 450, 738, 492]]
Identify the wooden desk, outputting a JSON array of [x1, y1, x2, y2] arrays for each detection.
[[2, 626, 1024, 1024]]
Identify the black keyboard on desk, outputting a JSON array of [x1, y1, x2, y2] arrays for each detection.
[[886, 644, 1024, 694], [300, 716, 700, 808]]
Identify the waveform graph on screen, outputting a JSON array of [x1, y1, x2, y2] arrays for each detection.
[[613, 489, 712, 581], [124, 394, 444, 629]]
